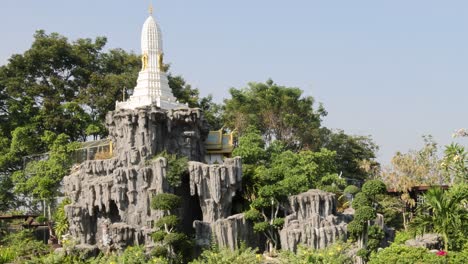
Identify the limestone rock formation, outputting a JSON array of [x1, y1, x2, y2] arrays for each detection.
[[63, 107, 209, 250], [63, 105, 370, 254], [280, 189, 350, 252], [188, 159, 257, 250], [106, 107, 208, 162], [193, 213, 260, 250], [406, 234, 443, 250], [188, 158, 242, 222]]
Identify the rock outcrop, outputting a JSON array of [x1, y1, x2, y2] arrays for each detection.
[[188, 159, 256, 250], [406, 234, 443, 250], [188, 159, 242, 222], [106, 106, 208, 162], [193, 213, 259, 250], [63, 104, 366, 254], [63, 106, 210, 250], [280, 189, 350, 252]]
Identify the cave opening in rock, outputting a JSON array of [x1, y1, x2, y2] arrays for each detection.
[[108, 200, 121, 222], [177, 172, 203, 234], [231, 190, 249, 215]]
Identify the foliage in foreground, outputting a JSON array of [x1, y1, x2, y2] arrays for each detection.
[[0, 230, 50, 264], [190, 244, 261, 264], [278, 241, 352, 264], [53, 198, 71, 242], [26, 245, 169, 264], [411, 184, 468, 251], [368, 244, 468, 264]]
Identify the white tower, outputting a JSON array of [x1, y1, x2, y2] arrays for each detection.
[[116, 6, 185, 110]]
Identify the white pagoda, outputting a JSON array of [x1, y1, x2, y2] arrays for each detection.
[[116, 7, 186, 110]]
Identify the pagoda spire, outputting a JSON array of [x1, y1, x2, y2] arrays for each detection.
[[115, 4, 186, 110]]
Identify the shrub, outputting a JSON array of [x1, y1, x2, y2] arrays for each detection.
[[53, 198, 71, 241], [393, 230, 413, 245], [151, 193, 181, 212], [368, 244, 444, 264], [278, 241, 352, 264], [361, 180, 386, 199], [347, 221, 364, 240], [35, 215, 48, 223], [190, 244, 261, 264], [352, 192, 371, 209], [244, 208, 262, 221], [0, 246, 16, 263], [344, 185, 360, 195], [0, 230, 50, 263], [354, 206, 377, 223], [89, 245, 152, 264], [155, 215, 179, 229], [367, 226, 385, 252]]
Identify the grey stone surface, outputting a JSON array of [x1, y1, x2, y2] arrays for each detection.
[[188, 158, 242, 223], [189, 158, 252, 250], [405, 233, 443, 250], [63, 106, 209, 251], [280, 189, 349, 252], [193, 213, 259, 250], [106, 106, 208, 162]]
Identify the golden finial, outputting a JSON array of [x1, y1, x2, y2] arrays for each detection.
[[149, 2, 153, 15]]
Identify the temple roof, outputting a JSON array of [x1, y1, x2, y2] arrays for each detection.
[[206, 129, 235, 154]]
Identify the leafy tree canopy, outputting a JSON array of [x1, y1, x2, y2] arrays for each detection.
[[321, 129, 379, 180], [223, 79, 327, 150], [380, 135, 446, 192]]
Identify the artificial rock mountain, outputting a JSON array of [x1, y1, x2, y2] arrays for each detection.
[[62, 9, 351, 253], [62, 106, 351, 252]]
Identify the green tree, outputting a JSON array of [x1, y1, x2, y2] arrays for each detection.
[[80, 48, 140, 131], [167, 74, 199, 108], [198, 95, 223, 130], [166, 73, 223, 130], [441, 143, 468, 183], [348, 180, 387, 262], [232, 127, 268, 202], [380, 136, 446, 229], [0, 31, 141, 211], [151, 193, 190, 263], [0, 31, 105, 141], [12, 133, 79, 211], [361, 180, 387, 205], [245, 148, 337, 254], [321, 129, 380, 181], [223, 79, 326, 150]]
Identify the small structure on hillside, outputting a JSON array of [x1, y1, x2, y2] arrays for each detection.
[[387, 185, 449, 211], [204, 128, 236, 164]]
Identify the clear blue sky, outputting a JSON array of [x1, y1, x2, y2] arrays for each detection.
[[1, 0, 467, 164]]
